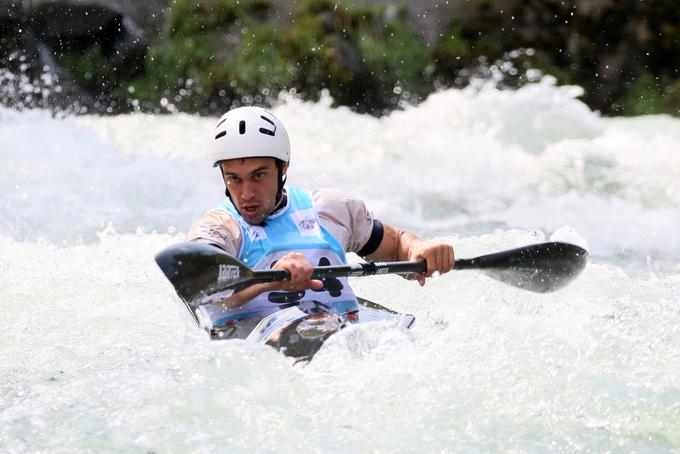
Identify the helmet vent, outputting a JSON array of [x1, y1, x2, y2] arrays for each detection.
[[239, 120, 246, 134], [215, 131, 226, 139], [259, 115, 276, 136]]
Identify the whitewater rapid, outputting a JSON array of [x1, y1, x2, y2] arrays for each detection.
[[2, 80, 679, 451]]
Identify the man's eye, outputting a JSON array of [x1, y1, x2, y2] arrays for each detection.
[[254, 172, 265, 180]]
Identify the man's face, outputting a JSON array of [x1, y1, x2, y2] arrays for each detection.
[[219, 157, 286, 225]]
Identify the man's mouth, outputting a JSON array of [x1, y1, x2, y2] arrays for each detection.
[[241, 205, 259, 217]]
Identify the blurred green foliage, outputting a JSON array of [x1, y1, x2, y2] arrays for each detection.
[[617, 70, 680, 117], [622, 71, 668, 116], [663, 80, 680, 116], [43, 0, 680, 117], [118, 0, 435, 114]]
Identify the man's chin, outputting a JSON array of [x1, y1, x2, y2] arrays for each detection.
[[241, 212, 264, 224], [247, 218, 263, 225]]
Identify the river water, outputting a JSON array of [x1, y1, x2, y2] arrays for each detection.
[[2, 80, 679, 452]]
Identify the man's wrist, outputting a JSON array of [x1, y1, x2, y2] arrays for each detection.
[[397, 231, 420, 260]]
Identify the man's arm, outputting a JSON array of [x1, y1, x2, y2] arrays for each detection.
[[364, 222, 454, 286], [312, 188, 454, 286]]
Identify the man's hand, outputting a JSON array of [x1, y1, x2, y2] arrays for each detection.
[[217, 252, 323, 309], [364, 222, 455, 287], [270, 252, 324, 292], [407, 239, 455, 286]]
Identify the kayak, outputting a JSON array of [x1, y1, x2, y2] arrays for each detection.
[[156, 240, 588, 361], [190, 297, 415, 362]]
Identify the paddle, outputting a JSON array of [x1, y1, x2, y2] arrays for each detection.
[[155, 241, 588, 302]]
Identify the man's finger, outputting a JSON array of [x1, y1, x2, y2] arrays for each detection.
[[308, 279, 324, 290], [427, 251, 440, 277]]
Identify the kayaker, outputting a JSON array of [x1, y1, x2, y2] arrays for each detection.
[[187, 106, 454, 322]]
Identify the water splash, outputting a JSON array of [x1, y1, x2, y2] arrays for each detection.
[[1, 82, 680, 451]]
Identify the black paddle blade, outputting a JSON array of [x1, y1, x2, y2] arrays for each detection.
[[455, 242, 588, 293], [155, 242, 254, 302]]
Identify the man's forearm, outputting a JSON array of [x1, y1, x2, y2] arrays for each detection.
[[217, 282, 276, 308], [364, 222, 420, 262]]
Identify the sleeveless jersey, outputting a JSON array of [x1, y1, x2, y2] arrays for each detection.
[[197, 185, 359, 329]]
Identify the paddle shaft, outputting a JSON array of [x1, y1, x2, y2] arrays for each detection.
[[251, 260, 425, 282], [251, 258, 483, 283]]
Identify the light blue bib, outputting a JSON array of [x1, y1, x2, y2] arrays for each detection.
[[200, 185, 359, 328]]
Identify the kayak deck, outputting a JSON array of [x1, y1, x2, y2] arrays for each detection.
[[196, 297, 415, 361]]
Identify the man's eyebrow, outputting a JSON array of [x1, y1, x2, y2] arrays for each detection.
[[249, 166, 271, 175], [223, 166, 271, 177]]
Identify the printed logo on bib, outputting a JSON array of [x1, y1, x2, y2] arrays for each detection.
[[290, 208, 321, 237], [266, 256, 345, 306], [246, 225, 267, 241]]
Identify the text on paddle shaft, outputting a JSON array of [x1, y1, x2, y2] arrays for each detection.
[[218, 264, 240, 281]]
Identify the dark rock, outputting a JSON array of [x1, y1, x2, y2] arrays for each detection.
[[324, 33, 363, 75], [26, 0, 170, 39], [0, 0, 171, 112], [0, 0, 22, 20], [28, 1, 121, 40]]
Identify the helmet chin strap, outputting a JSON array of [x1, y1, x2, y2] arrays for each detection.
[[274, 160, 287, 209]]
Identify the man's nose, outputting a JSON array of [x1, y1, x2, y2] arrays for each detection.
[[240, 180, 256, 200]]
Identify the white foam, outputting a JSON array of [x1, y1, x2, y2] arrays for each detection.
[[2, 82, 680, 450]]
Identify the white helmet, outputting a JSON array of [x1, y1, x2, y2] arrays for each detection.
[[211, 106, 290, 167]]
